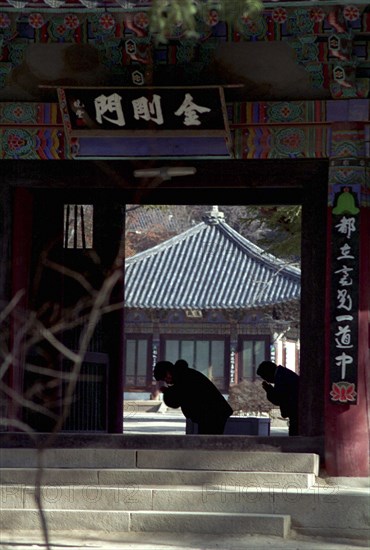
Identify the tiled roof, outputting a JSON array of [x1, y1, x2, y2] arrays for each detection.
[[124, 214, 300, 310]]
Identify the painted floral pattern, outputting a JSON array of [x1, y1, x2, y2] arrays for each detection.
[[268, 102, 303, 122], [2, 103, 35, 123], [274, 128, 305, 155], [64, 14, 80, 30], [28, 13, 45, 29], [133, 12, 149, 30], [343, 5, 360, 22], [309, 8, 326, 23], [0, 12, 10, 28], [330, 381, 357, 402], [7, 132, 25, 150], [55, 23, 67, 35], [99, 13, 115, 31], [239, 15, 267, 38], [272, 8, 287, 24], [4, 129, 33, 157]]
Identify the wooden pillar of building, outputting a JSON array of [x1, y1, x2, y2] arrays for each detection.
[[93, 199, 125, 433], [299, 175, 328, 436], [9, 188, 34, 424], [325, 118, 369, 477]]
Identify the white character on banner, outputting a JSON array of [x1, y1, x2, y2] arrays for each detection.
[[335, 216, 356, 239], [335, 325, 353, 349], [94, 93, 125, 126], [336, 314, 353, 322], [337, 243, 354, 260], [337, 288, 352, 311], [132, 94, 164, 125], [335, 352, 353, 379], [175, 93, 211, 126], [335, 265, 353, 286]]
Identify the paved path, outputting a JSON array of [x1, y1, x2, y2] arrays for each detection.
[[122, 410, 289, 436], [1, 531, 368, 549]]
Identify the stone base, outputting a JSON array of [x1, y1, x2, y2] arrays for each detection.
[[0, 432, 325, 462], [186, 416, 271, 436]]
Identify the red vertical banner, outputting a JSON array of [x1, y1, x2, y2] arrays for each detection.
[[329, 185, 360, 404], [325, 123, 369, 475]]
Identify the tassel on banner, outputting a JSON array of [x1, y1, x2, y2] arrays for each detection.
[[6, 0, 28, 7], [44, 0, 65, 7], [79, 0, 99, 7]]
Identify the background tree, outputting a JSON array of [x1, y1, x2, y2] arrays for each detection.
[[239, 206, 302, 263], [125, 204, 301, 265]]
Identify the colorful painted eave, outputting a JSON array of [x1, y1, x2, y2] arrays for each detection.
[[0, 1, 368, 11], [0, 3, 369, 100], [0, 99, 369, 160]]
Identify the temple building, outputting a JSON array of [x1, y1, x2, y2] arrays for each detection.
[[124, 206, 301, 395]]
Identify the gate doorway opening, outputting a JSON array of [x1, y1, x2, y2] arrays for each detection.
[[3, 158, 328, 438], [123, 203, 302, 434]]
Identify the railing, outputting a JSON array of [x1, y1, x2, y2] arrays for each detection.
[[62, 352, 108, 432]]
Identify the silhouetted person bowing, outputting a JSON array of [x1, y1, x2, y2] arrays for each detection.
[[257, 360, 299, 436], [154, 359, 233, 434]]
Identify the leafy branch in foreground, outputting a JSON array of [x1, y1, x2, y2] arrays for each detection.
[[149, 0, 263, 43]]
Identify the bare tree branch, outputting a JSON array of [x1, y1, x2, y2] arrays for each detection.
[[1, 238, 124, 548], [0, 381, 59, 421], [0, 417, 37, 440], [0, 290, 25, 325], [33, 320, 81, 363]]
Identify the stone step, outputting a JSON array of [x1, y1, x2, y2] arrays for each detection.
[[1, 484, 368, 540], [0, 448, 320, 475], [0, 467, 316, 489], [136, 450, 319, 475], [0, 484, 308, 511], [0, 509, 291, 537]]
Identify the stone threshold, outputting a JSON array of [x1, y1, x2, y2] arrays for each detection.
[[0, 433, 325, 459]]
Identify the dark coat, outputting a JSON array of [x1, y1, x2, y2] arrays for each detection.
[[264, 365, 299, 419], [163, 366, 233, 424]]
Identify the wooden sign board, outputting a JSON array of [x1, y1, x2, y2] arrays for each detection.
[[57, 86, 233, 158]]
